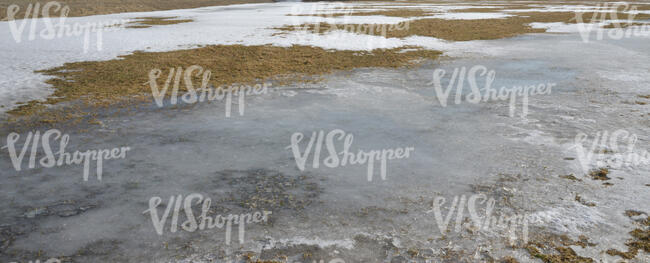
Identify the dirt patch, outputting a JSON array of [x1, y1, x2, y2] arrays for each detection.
[[125, 16, 194, 28], [1, 0, 273, 20], [6, 45, 440, 125]]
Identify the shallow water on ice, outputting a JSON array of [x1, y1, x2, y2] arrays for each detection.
[[1, 30, 650, 262]]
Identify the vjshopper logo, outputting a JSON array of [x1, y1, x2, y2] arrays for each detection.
[[2, 129, 131, 181], [572, 129, 649, 173], [430, 65, 555, 117], [147, 65, 271, 117], [287, 129, 414, 182], [575, 2, 650, 43], [426, 194, 541, 244], [143, 193, 272, 245], [6, 1, 130, 53], [288, 2, 409, 48]]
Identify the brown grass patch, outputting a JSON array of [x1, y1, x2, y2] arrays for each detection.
[[350, 9, 434, 18], [525, 242, 594, 263], [568, 11, 650, 23], [276, 11, 650, 41], [277, 17, 546, 41], [606, 214, 650, 259], [515, 11, 650, 23], [450, 8, 509, 13], [589, 168, 610, 180], [291, 9, 434, 18], [126, 16, 194, 28], [7, 44, 441, 123], [635, 4, 650, 11], [602, 22, 647, 29], [1, 0, 272, 20], [625, 210, 645, 217], [450, 5, 537, 13], [521, 234, 597, 262]]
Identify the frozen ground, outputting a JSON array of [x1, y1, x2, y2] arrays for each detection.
[[2, 1, 650, 263], [1, 28, 650, 263]]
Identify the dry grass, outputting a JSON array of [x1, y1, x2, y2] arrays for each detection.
[[589, 168, 610, 180], [449, 8, 511, 13], [522, 234, 598, 262], [292, 9, 435, 18], [512, 11, 650, 23], [602, 22, 648, 29], [449, 6, 536, 13], [635, 4, 650, 11], [126, 16, 194, 28], [524, 235, 597, 263], [277, 17, 545, 41], [7, 44, 440, 123], [386, 16, 546, 40], [525, 242, 594, 263], [606, 214, 650, 259], [1, 0, 272, 20], [276, 11, 650, 42]]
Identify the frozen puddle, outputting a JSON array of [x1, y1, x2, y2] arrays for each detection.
[[1, 29, 650, 262]]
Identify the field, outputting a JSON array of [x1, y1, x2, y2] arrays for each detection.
[[1, 1, 649, 262]]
